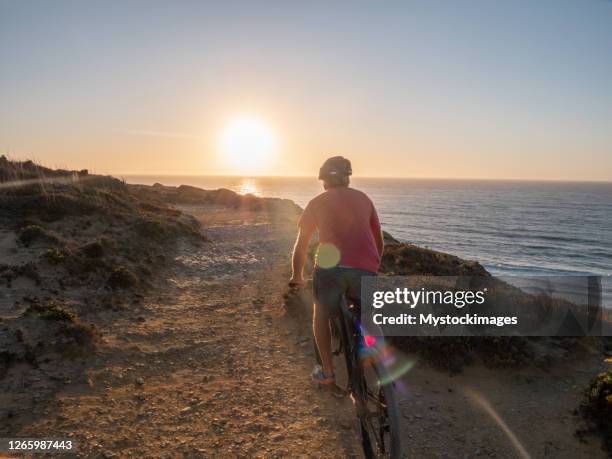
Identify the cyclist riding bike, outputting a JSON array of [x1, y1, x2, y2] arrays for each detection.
[[289, 156, 384, 387]]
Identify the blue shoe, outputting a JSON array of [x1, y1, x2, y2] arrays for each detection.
[[311, 365, 335, 386]]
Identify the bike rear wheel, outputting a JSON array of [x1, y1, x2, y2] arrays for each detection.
[[355, 347, 401, 458], [313, 309, 401, 458]]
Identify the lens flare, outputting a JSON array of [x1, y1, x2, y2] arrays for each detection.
[[317, 243, 341, 268], [463, 386, 532, 459], [357, 328, 416, 385], [380, 359, 416, 386], [392, 379, 410, 400]]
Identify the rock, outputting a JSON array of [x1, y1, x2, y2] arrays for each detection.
[[316, 417, 330, 427], [180, 406, 193, 415], [135, 377, 145, 386], [340, 421, 352, 430]]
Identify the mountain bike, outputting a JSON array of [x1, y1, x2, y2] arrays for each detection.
[[312, 295, 402, 458]]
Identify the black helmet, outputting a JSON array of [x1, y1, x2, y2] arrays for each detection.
[[318, 156, 352, 180]]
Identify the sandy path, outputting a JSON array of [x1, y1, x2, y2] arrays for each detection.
[[6, 203, 609, 458], [395, 356, 606, 458], [12, 205, 361, 458]]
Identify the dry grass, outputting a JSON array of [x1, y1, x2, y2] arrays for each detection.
[[0, 157, 205, 376]]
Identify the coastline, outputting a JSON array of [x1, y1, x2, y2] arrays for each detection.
[[1, 159, 610, 457], [124, 175, 612, 302]]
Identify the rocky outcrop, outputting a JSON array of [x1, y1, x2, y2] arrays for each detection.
[[381, 242, 489, 277], [130, 183, 302, 219]]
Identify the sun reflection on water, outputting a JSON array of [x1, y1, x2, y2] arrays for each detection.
[[237, 179, 260, 196]]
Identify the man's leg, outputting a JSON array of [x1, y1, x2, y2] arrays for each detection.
[[313, 302, 334, 378]]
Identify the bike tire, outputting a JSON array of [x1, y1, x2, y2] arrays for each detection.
[[356, 349, 402, 459], [313, 308, 401, 458]]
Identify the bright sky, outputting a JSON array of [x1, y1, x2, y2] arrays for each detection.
[[1, 1, 611, 180]]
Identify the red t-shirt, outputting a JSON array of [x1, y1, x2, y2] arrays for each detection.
[[298, 187, 381, 273]]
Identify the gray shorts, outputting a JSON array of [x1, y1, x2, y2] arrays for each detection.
[[312, 266, 376, 318]]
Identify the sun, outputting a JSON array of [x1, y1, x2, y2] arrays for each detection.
[[219, 116, 276, 173]]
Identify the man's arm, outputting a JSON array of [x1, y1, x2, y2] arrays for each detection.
[[290, 227, 314, 287]]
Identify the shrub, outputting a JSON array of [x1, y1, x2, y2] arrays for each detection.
[[25, 299, 75, 322], [581, 370, 612, 453], [107, 266, 138, 289], [79, 240, 105, 258], [0, 351, 15, 379], [1, 262, 41, 286], [41, 248, 67, 264], [477, 337, 532, 367], [55, 321, 98, 356], [392, 336, 476, 372], [133, 219, 169, 241], [18, 225, 59, 247]]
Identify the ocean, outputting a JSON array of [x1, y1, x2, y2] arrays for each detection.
[[124, 175, 612, 308]]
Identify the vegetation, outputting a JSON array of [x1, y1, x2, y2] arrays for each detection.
[[0, 157, 205, 377], [107, 266, 138, 290], [41, 247, 67, 264], [24, 298, 75, 322], [0, 262, 41, 287], [581, 369, 612, 454], [18, 224, 60, 247], [381, 242, 489, 277], [78, 239, 106, 258]]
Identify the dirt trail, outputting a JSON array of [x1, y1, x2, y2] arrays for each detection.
[[395, 355, 606, 458], [10, 204, 361, 458], [5, 202, 609, 458]]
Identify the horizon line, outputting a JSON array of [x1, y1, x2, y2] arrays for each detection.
[[115, 172, 612, 185], [4, 155, 609, 184]]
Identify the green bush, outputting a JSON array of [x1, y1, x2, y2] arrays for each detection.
[[581, 369, 612, 453]]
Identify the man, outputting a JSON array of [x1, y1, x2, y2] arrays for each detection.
[[289, 156, 384, 386]]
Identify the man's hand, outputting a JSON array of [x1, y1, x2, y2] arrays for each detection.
[[290, 227, 313, 290], [288, 276, 306, 289]]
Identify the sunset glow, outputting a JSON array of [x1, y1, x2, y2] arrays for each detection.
[[219, 117, 276, 174], [2, 2, 612, 180]]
